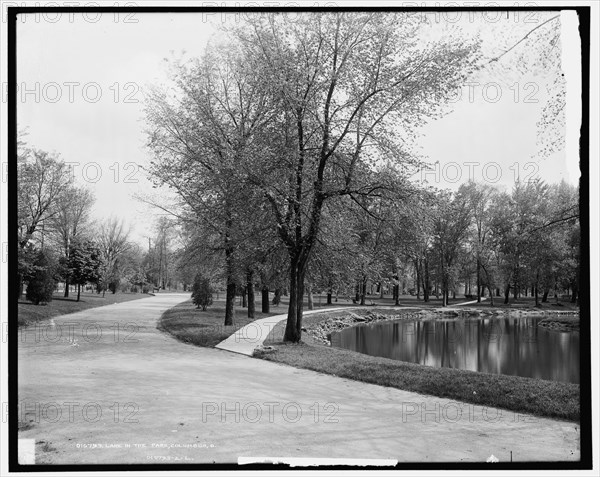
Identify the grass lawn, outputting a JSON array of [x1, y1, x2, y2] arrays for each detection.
[[257, 307, 580, 422], [287, 292, 579, 311], [157, 292, 394, 348], [157, 298, 283, 348], [450, 296, 580, 312], [18, 291, 153, 327]]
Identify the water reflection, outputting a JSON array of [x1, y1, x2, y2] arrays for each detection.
[[331, 317, 579, 383]]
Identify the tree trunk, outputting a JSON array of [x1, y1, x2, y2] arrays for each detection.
[[414, 259, 421, 300], [487, 285, 494, 307], [360, 276, 367, 306], [17, 274, 24, 300], [261, 286, 270, 313], [272, 288, 281, 306], [504, 284, 510, 305], [224, 245, 236, 325], [476, 257, 481, 303], [242, 286, 248, 308], [64, 278, 70, 298], [542, 289, 549, 303], [283, 257, 306, 343], [247, 270, 255, 319], [423, 257, 430, 302], [306, 283, 314, 310], [225, 282, 236, 326], [77, 283, 81, 302], [394, 284, 400, 306], [354, 281, 360, 303], [224, 201, 235, 325], [326, 289, 332, 305]]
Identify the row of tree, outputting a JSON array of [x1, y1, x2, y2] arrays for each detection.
[[142, 12, 579, 342], [16, 134, 184, 304]]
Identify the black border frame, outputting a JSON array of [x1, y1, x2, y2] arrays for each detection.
[[6, 4, 592, 472]]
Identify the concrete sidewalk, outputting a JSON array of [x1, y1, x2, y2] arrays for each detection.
[[452, 297, 488, 306], [215, 306, 362, 355]]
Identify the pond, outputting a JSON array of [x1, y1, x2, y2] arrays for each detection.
[[330, 316, 580, 384]]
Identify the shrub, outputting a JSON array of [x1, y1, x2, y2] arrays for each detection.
[[119, 280, 131, 293], [25, 250, 58, 305], [108, 279, 119, 294], [192, 273, 213, 310]]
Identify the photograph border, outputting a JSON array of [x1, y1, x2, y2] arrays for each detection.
[[6, 4, 592, 472]]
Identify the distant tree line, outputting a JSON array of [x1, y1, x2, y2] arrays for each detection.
[[16, 133, 195, 306]]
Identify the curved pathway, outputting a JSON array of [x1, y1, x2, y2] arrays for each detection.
[[17, 295, 580, 464], [215, 306, 363, 355]]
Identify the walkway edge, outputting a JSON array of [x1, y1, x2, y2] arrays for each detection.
[[215, 306, 365, 356]]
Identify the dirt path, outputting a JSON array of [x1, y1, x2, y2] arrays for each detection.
[[18, 294, 579, 465]]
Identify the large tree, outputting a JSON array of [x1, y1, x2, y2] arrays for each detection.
[[461, 181, 498, 304], [144, 42, 277, 325], [17, 149, 72, 249], [47, 185, 95, 297], [63, 238, 103, 302], [96, 217, 133, 295], [235, 12, 481, 341], [17, 147, 72, 297], [432, 189, 472, 307]]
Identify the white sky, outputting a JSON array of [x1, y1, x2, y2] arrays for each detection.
[[13, 9, 581, 244]]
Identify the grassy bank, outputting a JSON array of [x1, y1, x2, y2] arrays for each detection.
[[449, 296, 579, 312], [18, 292, 151, 327], [158, 299, 281, 348], [157, 292, 390, 348], [258, 308, 580, 422], [313, 293, 579, 311]]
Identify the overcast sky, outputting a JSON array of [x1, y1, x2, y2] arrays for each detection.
[[15, 10, 581, 244]]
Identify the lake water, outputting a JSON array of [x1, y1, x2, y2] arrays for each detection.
[[330, 316, 580, 384]]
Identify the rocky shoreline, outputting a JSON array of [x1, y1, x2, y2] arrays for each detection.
[[537, 316, 580, 332], [305, 307, 580, 345]]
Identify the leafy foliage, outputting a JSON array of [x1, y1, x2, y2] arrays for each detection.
[[64, 239, 103, 287], [25, 249, 59, 305], [192, 273, 213, 311]]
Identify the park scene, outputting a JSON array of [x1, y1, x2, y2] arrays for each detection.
[[14, 7, 583, 467]]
